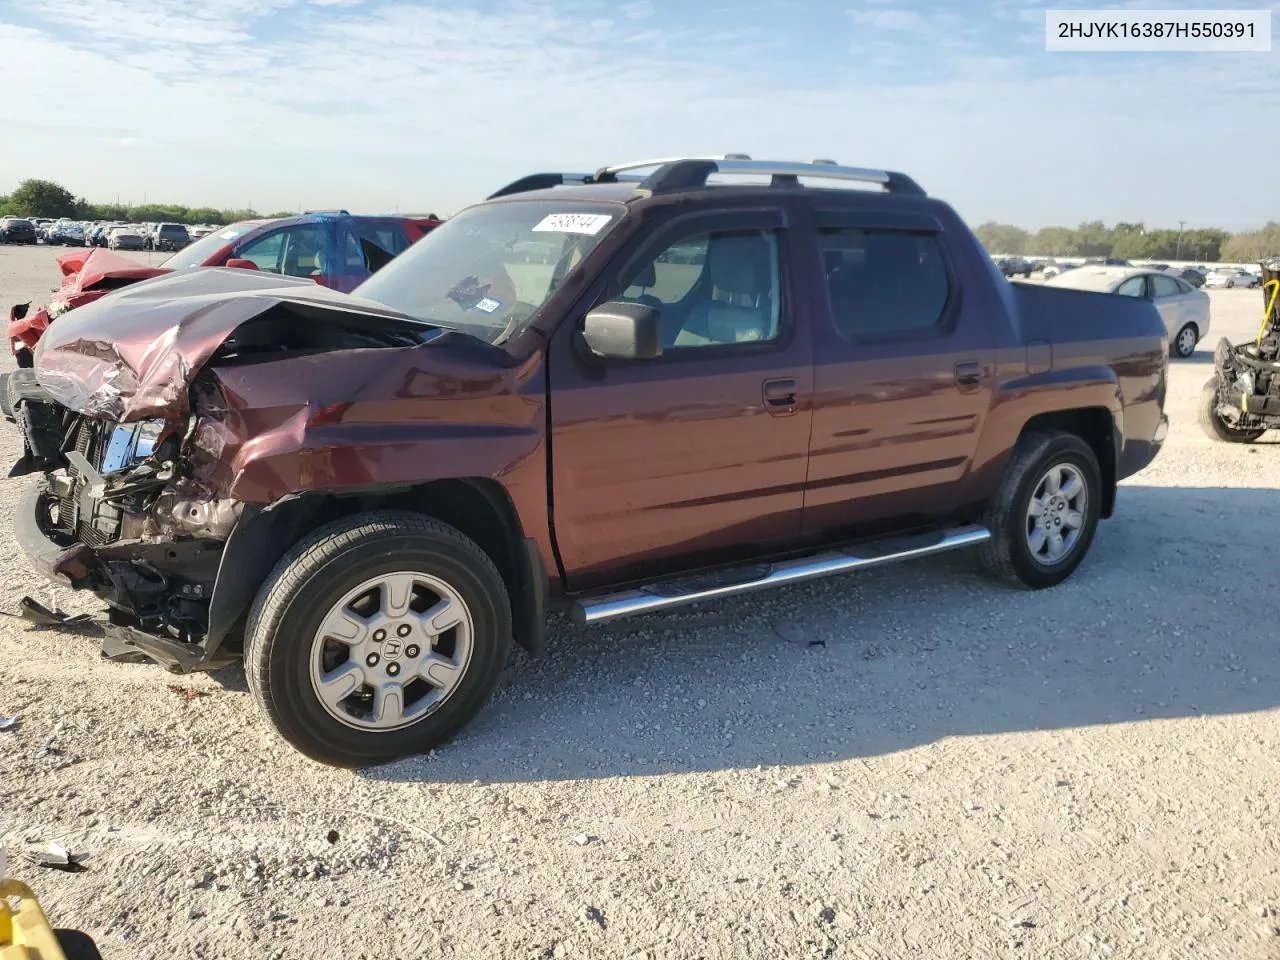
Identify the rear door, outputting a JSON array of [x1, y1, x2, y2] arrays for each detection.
[[547, 205, 814, 591], [800, 208, 995, 541]]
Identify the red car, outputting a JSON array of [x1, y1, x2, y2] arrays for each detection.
[[8, 212, 440, 366]]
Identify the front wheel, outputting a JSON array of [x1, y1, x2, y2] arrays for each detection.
[[244, 511, 513, 767], [978, 431, 1102, 589], [1171, 323, 1198, 359], [1198, 378, 1266, 443]]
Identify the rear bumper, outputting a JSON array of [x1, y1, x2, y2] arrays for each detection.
[[1118, 413, 1168, 483]]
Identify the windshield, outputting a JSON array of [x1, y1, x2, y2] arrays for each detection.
[[356, 200, 625, 343], [162, 221, 260, 268]]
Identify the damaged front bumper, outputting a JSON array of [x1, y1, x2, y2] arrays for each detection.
[[6, 370, 246, 672]]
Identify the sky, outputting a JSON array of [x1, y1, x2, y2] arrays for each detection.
[[0, 0, 1277, 230]]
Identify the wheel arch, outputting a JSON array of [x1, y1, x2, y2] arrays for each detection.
[[1016, 407, 1117, 518], [207, 478, 546, 659]]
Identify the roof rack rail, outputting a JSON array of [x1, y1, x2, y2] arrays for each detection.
[[594, 154, 752, 182], [304, 208, 351, 215], [486, 171, 648, 199], [630, 158, 925, 197], [488, 173, 592, 199], [487, 156, 924, 201]]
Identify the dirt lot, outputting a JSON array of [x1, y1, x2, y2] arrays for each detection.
[[1, 244, 1277, 959]]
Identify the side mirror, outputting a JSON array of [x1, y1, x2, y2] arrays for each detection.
[[581, 301, 662, 360], [224, 258, 259, 271]]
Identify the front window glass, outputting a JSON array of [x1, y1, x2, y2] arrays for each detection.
[[162, 220, 261, 268], [236, 231, 287, 272], [356, 200, 624, 343], [616, 229, 780, 348]]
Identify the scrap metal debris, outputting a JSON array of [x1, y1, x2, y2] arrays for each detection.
[[27, 843, 88, 873], [2, 596, 93, 629]]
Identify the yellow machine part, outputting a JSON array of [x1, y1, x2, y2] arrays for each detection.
[[1259, 279, 1280, 345], [0, 880, 70, 960]]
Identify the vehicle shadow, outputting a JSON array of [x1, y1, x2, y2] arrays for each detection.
[[1177, 351, 1215, 365], [366, 485, 1280, 784]]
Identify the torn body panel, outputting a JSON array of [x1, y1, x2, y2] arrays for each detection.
[[8, 249, 171, 356], [12, 271, 553, 671]]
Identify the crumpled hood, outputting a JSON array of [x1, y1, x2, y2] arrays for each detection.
[[34, 267, 428, 422], [51, 247, 170, 300]]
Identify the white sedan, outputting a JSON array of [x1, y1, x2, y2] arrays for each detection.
[[1045, 266, 1210, 358], [1203, 268, 1259, 289]]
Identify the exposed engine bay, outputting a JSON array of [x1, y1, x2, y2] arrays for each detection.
[[1207, 260, 1280, 434], [3, 368, 240, 660]]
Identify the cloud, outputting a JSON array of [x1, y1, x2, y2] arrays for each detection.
[[851, 8, 923, 30], [619, 0, 654, 17], [0, 0, 1276, 228]]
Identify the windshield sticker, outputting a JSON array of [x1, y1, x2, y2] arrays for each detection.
[[531, 213, 613, 236], [218, 229, 241, 240], [474, 296, 502, 314]]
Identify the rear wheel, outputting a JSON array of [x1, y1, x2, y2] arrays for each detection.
[[1198, 378, 1266, 443], [978, 431, 1102, 589], [1172, 323, 1199, 359], [244, 511, 512, 767]]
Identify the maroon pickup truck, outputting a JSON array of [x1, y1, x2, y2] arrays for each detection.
[[4, 156, 1169, 766]]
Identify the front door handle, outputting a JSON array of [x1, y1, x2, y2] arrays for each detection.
[[762, 377, 798, 415], [954, 361, 983, 392]]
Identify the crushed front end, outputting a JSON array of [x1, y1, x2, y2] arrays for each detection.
[[3, 370, 242, 670]]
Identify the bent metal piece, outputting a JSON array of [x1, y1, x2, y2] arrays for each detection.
[[569, 525, 991, 624]]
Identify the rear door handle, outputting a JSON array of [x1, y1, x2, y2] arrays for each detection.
[[954, 361, 983, 391], [762, 377, 798, 415]]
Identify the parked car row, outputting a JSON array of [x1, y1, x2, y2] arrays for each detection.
[[988, 255, 1263, 291], [0, 218, 218, 249], [86, 221, 197, 250]]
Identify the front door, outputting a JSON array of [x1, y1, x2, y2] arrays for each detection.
[[801, 213, 994, 541], [547, 208, 814, 591]]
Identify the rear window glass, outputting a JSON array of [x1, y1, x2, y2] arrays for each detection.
[[820, 228, 950, 339]]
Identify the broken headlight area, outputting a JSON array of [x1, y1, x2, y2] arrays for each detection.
[[9, 370, 243, 652]]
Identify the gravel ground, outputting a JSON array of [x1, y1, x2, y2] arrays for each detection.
[[1, 245, 1277, 959]]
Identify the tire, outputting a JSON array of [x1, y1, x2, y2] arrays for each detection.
[[244, 511, 513, 767], [978, 430, 1102, 589], [1226, 279, 1235, 288], [1198, 378, 1265, 443], [1171, 323, 1198, 359]]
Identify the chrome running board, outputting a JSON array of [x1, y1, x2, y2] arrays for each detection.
[[568, 525, 991, 625]]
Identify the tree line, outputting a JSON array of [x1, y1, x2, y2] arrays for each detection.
[[0, 178, 293, 226], [975, 219, 1280, 264]]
